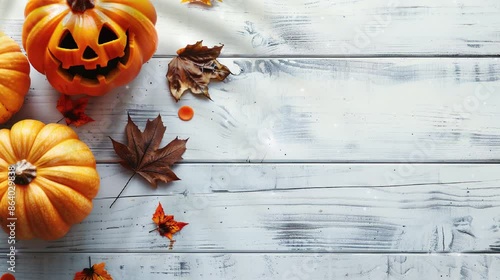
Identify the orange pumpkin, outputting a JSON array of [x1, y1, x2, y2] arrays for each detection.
[[0, 120, 100, 240], [0, 32, 30, 124], [22, 0, 158, 96]]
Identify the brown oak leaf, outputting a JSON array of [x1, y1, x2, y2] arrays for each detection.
[[109, 114, 187, 207], [151, 202, 188, 241], [56, 94, 94, 127], [181, 0, 222, 6], [167, 41, 231, 101], [74, 258, 113, 280]]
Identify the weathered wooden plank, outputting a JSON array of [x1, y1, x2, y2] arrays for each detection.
[[3, 57, 500, 162], [1, 253, 500, 279], [95, 163, 500, 197], [1, 164, 499, 253], [2, 0, 500, 56]]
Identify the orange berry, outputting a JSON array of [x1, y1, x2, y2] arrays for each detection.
[[178, 106, 194, 121]]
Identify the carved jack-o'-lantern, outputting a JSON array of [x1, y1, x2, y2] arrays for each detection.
[[22, 0, 158, 96]]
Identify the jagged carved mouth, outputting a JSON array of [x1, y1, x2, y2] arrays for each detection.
[[51, 33, 130, 82]]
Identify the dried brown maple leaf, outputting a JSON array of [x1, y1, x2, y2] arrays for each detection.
[[56, 94, 94, 127], [74, 257, 113, 280], [150, 202, 188, 241], [167, 41, 231, 101], [181, 0, 222, 6], [109, 114, 187, 208]]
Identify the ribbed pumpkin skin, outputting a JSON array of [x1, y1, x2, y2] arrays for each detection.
[[0, 120, 100, 240], [22, 0, 158, 96], [0, 32, 30, 124]]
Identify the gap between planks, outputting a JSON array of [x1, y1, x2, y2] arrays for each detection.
[[96, 160, 500, 164], [3, 252, 500, 279], [9, 250, 500, 255]]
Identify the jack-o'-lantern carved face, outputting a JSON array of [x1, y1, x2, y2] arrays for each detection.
[[22, 0, 158, 96], [49, 23, 128, 81]]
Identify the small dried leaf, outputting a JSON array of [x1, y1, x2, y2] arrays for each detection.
[[109, 114, 188, 207], [56, 94, 94, 127], [111, 115, 187, 187], [151, 202, 188, 240], [74, 262, 113, 280], [167, 41, 231, 101]]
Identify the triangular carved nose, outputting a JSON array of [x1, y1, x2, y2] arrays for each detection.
[[83, 46, 98, 59]]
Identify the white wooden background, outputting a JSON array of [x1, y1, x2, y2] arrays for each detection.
[[1, 0, 500, 279]]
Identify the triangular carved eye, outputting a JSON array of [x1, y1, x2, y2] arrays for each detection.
[[98, 24, 118, 44], [59, 30, 78, 49]]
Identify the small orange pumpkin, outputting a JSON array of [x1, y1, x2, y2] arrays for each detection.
[[0, 32, 30, 124], [22, 0, 158, 96], [0, 120, 100, 240]]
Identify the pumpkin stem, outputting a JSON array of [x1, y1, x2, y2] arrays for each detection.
[[10, 160, 37, 185], [67, 0, 95, 13]]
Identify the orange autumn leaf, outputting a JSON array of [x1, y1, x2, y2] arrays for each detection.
[[56, 94, 94, 127], [74, 262, 113, 280], [151, 202, 188, 240], [181, 0, 222, 6]]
